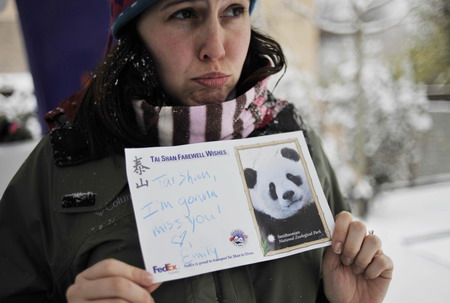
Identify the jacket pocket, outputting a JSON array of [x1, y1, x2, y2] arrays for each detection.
[[52, 155, 128, 213]]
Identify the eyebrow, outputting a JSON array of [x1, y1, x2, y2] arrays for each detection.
[[160, 0, 250, 11], [160, 0, 203, 11]]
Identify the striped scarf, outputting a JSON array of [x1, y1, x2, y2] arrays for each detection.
[[132, 79, 289, 146]]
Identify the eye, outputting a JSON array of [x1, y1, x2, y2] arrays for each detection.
[[287, 173, 303, 186], [222, 5, 247, 17], [170, 8, 195, 19], [269, 182, 278, 200]]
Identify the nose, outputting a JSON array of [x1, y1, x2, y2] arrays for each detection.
[[283, 191, 295, 201], [198, 19, 225, 61]]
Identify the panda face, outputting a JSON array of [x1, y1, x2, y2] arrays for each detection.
[[244, 148, 313, 219], [269, 173, 304, 201]]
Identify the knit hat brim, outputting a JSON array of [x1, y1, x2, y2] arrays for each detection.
[[112, 0, 159, 38]]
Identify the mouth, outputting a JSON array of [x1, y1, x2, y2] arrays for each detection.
[[286, 196, 303, 208], [193, 72, 230, 89]]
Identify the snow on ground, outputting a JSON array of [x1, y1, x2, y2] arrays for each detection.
[[365, 182, 450, 303], [1, 141, 449, 302]]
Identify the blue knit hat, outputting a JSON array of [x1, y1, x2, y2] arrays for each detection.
[[111, 0, 258, 38]]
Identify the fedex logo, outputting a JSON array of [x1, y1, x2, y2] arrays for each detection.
[[153, 263, 178, 273]]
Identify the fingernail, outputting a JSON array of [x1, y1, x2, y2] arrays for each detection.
[[342, 257, 353, 266], [333, 242, 342, 254], [352, 266, 363, 275], [142, 272, 153, 285]]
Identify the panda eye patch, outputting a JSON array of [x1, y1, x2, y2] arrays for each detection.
[[287, 173, 303, 186], [269, 182, 278, 200]]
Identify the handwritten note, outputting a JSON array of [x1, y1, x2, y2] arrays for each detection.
[[125, 131, 335, 283]]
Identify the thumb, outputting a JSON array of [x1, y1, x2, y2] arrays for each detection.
[[145, 282, 162, 294], [149, 282, 162, 293], [144, 282, 162, 303]]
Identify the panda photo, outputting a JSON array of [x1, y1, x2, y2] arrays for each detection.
[[243, 146, 327, 253]]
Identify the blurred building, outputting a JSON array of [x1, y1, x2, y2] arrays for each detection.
[[259, 0, 320, 74], [0, 0, 28, 72], [414, 89, 450, 184]]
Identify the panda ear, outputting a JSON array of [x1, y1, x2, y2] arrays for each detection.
[[281, 147, 300, 162], [244, 168, 257, 189]]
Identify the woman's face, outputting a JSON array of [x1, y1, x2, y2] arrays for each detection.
[[137, 0, 251, 106]]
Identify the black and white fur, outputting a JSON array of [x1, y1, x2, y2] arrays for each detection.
[[244, 147, 325, 251], [244, 147, 312, 220]]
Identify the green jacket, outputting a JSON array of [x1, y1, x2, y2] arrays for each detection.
[[0, 105, 348, 302]]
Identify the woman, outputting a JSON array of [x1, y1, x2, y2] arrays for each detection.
[[0, 0, 393, 302]]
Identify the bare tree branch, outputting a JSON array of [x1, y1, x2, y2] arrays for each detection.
[[363, 1, 421, 34], [362, 12, 409, 34], [366, 0, 396, 14]]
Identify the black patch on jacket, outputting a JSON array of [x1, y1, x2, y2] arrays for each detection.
[[62, 192, 96, 208], [50, 126, 92, 167]]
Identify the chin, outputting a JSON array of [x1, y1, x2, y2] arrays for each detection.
[[187, 89, 230, 106]]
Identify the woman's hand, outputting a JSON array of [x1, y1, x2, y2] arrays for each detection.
[[66, 258, 161, 302], [323, 211, 393, 303]]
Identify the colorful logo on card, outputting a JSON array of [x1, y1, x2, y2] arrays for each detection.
[[229, 229, 248, 247], [152, 263, 178, 273]]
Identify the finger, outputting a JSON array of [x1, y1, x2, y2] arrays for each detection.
[[332, 211, 353, 254], [351, 234, 382, 275], [341, 220, 367, 266], [68, 276, 152, 302], [78, 259, 154, 287], [364, 253, 394, 280]]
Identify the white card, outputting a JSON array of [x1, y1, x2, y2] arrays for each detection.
[[125, 131, 335, 283]]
